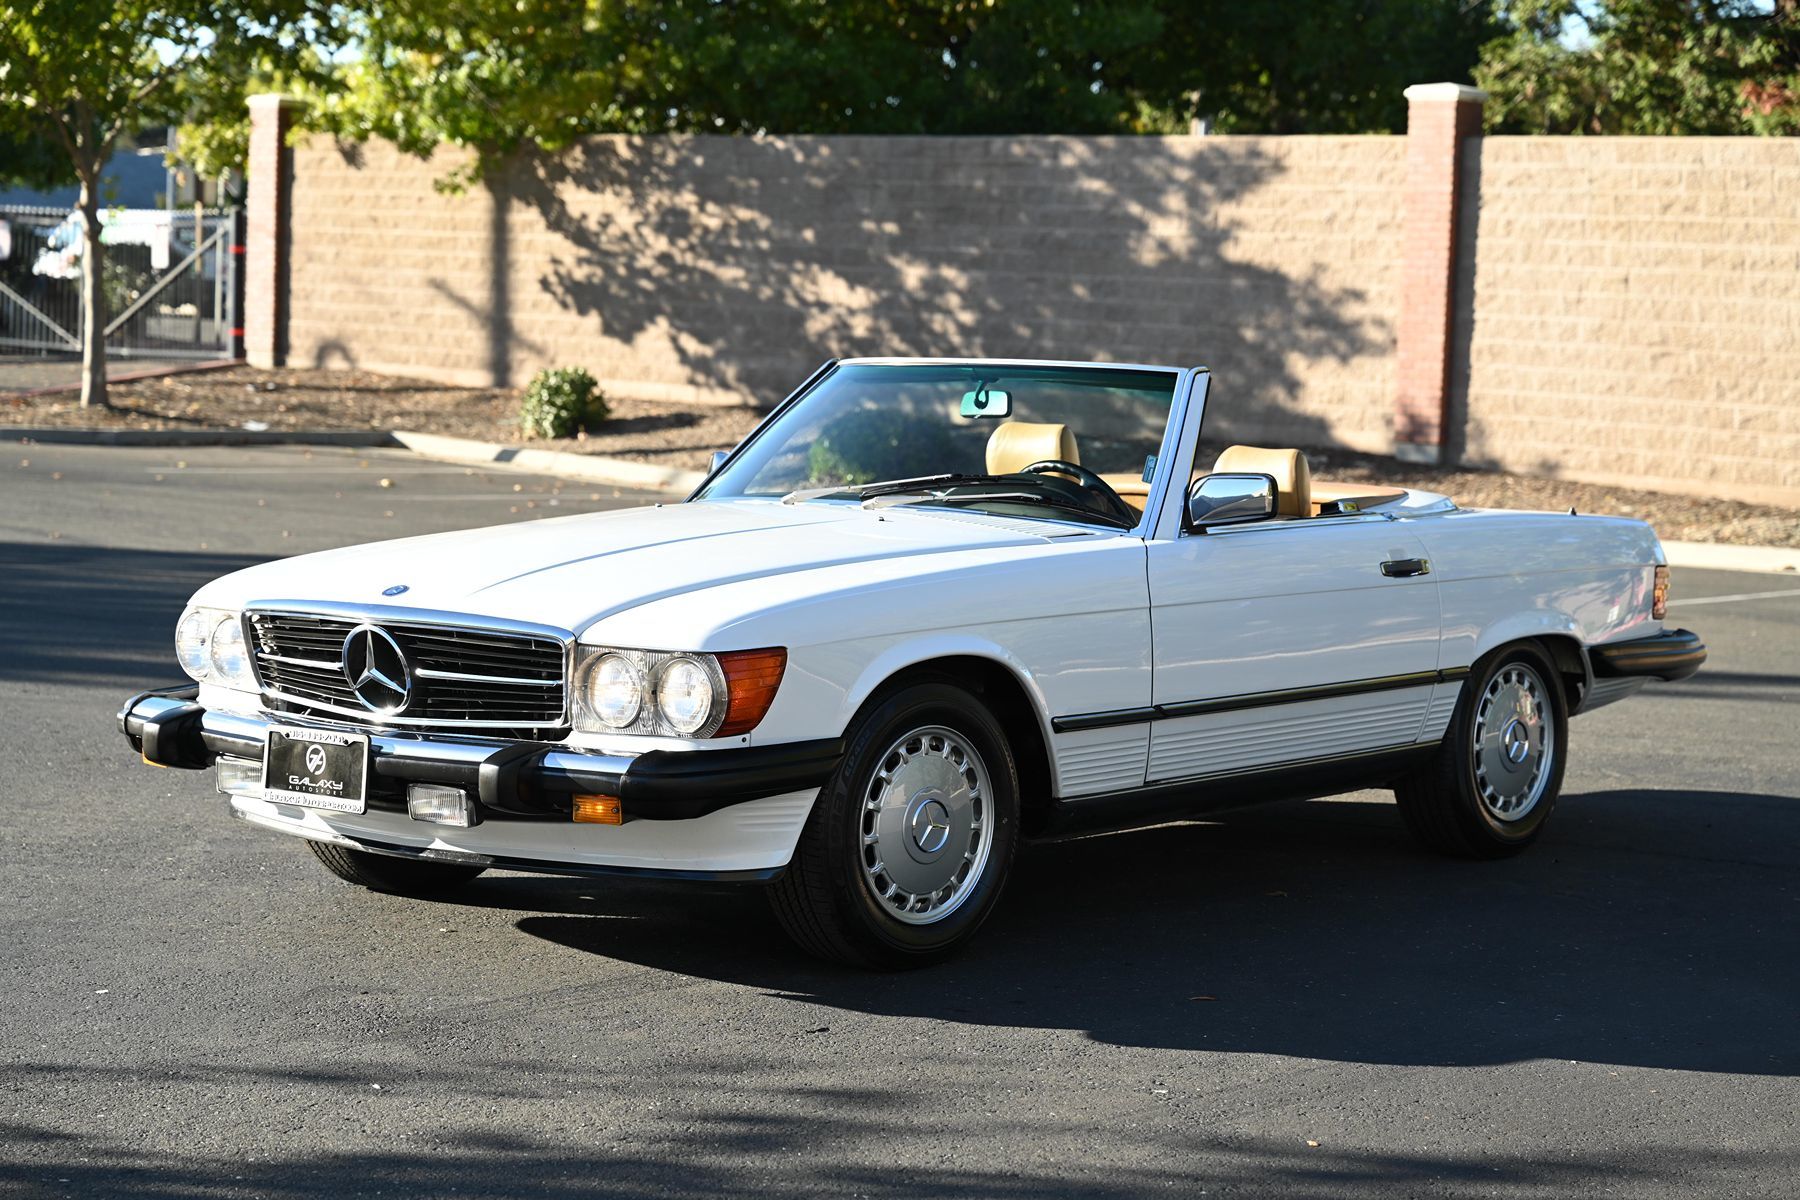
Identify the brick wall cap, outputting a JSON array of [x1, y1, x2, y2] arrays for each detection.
[[247, 93, 306, 111], [1403, 83, 1488, 104]]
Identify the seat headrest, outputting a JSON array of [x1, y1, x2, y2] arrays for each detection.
[[1211, 445, 1312, 519], [986, 422, 1080, 477]]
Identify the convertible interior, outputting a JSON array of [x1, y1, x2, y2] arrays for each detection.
[[983, 421, 1408, 520]]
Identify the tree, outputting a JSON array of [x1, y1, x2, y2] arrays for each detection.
[[1120, 0, 1499, 134], [0, 1, 332, 407], [161, 0, 1499, 199], [0, 122, 66, 190], [1477, 0, 1800, 133], [299, 0, 1166, 186]]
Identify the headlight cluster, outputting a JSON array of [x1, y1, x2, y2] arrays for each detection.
[[175, 607, 257, 690], [574, 646, 787, 739]]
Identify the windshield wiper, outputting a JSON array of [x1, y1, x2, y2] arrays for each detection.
[[781, 474, 1000, 505]]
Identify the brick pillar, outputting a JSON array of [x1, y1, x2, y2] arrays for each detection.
[[1394, 83, 1485, 464], [244, 94, 303, 368]]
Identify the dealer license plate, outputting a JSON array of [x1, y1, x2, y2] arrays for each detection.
[[262, 727, 370, 813]]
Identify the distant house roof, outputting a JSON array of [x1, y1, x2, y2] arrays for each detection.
[[0, 150, 169, 210]]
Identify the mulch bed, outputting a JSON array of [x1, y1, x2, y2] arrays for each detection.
[[1304, 447, 1800, 551], [10, 365, 1797, 549], [7, 365, 763, 472]]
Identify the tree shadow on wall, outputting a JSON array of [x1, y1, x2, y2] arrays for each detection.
[[507, 136, 1388, 442]]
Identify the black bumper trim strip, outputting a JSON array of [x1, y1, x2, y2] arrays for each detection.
[[123, 689, 845, 821], [1589, 628, 1706, 682]]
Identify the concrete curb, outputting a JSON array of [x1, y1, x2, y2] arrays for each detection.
[[388, 431, 706, 493], [1662, 540, 1799, 576], [3, 424, 705, 491]]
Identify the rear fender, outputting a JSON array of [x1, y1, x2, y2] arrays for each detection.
[[1467, 613, 1594, 712]]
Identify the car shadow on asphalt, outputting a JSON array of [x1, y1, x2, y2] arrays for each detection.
[[502, 789, 1800, 1077], [7, 1119, 1791, 1199], [0, 541, 269, 688]]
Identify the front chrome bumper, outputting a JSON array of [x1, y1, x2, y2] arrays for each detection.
[[118, 685, 843, 823]]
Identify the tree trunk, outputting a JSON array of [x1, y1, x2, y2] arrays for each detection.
[[76, 173, 107, 410]]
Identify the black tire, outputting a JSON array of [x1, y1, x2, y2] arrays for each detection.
[[768, 679, 1021, 968], [1394, 641, 1569, 859], [307, 840, 487, 896]]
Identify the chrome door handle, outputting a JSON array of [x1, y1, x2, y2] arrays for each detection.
[[1380, 558, 1431, 578]]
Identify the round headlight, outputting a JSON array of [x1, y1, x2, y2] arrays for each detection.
[[586, 653, 645, 728], [656, 656, 717, 735], [176, 610, 211, 680], [209, 615, 252, 687]]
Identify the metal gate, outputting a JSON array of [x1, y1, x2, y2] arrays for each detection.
[[0, 205, 243, 361]]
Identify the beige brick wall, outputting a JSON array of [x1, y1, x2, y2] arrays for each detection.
[[1457, 136, 1800, 506], [285, 134, 1406, 453]]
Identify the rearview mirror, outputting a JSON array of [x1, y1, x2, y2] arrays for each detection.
[[708, 450, 730, 475], [1187, 472, 1277, 529], [959, 387, 1012, 418]]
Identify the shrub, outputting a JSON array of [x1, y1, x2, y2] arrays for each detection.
[[806, 407, 956, 486], [519, 367, 608, 439]]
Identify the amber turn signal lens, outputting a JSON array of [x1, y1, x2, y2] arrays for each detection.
[[1652, 565, 1670, 620], [714, 648, 788, 738], [572, 794, 623, 825]]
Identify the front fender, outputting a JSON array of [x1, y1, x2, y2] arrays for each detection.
[[832, 633, 1056, 741]]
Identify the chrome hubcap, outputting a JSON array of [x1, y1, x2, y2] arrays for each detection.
[[860, 725, 992, 925], [1473, 663, 1554, 822]]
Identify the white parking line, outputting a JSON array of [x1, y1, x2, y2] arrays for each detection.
[[1669, 588, 1800, 607]]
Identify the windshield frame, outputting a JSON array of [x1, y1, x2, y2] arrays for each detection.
[[690, 357, 1204, 538]]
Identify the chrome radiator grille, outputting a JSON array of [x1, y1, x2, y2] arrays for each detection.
[[247, 610, 569, 734]]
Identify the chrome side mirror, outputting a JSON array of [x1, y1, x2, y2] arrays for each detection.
[[1187, 472, 1277, 529], [708, 450, 730, 476]]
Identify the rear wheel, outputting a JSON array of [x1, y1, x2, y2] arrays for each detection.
[[307, 840, 487, 897], [769, 680, 1020, 968], [1395, 642, 1568, 858]]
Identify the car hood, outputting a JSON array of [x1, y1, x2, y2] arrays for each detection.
[[192, 499, 1079, 636]]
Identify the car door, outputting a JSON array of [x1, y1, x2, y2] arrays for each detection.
[[1144, 516, 1444, 783]]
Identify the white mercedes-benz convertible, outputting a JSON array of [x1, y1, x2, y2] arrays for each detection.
[[121, 358, 1705, 966]]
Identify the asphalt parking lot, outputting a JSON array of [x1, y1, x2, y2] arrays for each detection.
[[2, 443, 1797, 1198]]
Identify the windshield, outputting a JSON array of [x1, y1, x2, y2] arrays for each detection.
[[697, 363, 1181, 529]]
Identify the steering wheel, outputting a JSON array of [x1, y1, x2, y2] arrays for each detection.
[[1017, 460, 1140, 526]]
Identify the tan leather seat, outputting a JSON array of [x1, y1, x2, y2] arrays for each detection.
[[986, 421, 1080, 476], [1211, 445, 1312, 519], [1098, 472, 1150, 514]]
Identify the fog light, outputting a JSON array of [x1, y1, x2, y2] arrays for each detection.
[[215, 757, 263, 798], [408, 784, 478, 828], [572, 794, 623, 825]]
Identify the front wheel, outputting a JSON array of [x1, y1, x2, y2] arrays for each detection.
[[307, 840, 487, 897], [1394, 642, 1569, 859], [769, 680, 1020, 968]]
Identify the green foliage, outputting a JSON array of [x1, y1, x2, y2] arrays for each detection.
[[1119, 0, 1499, 134], [806, 408, 957, 487], [0, 0, 337, 405], [272, 0, 1494, 190], [1477, 0, 1800, 134], [0, 2, 337, 170], [296, 0, 1169, 188], [519, 367, 609, 440], [0, 122, 68, 190]]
